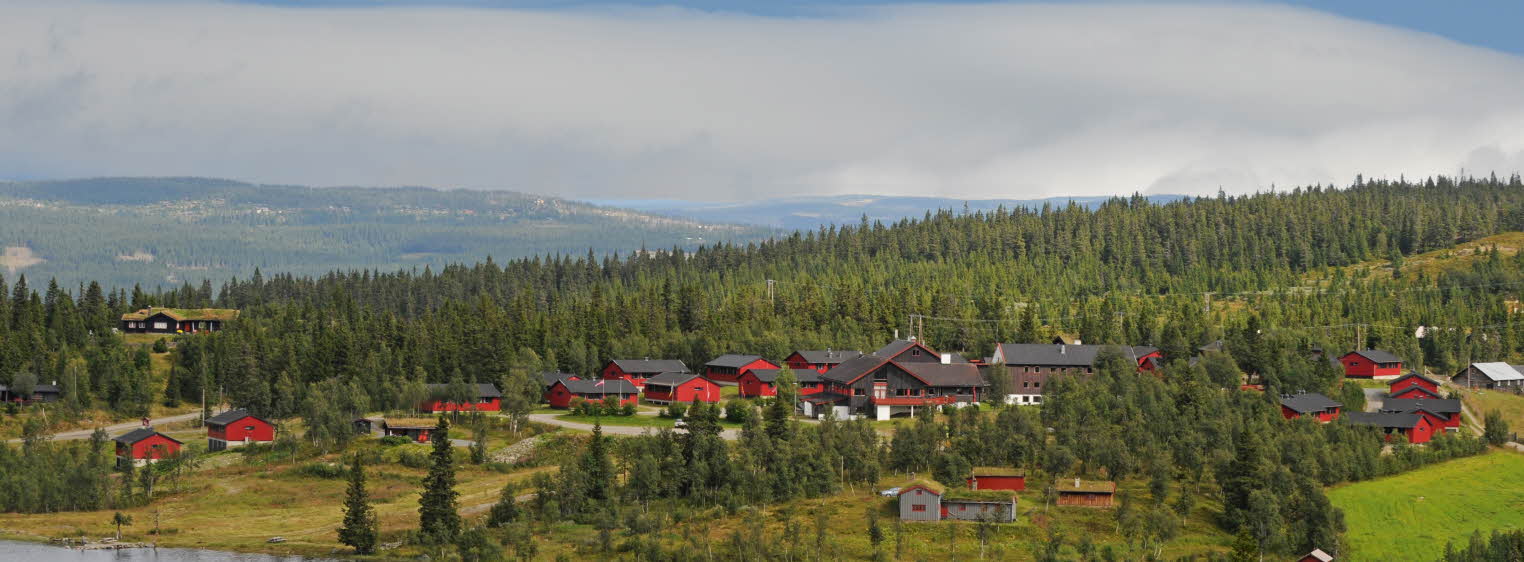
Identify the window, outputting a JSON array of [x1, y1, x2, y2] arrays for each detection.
[[959, 505, 966, 511], [153, 322, 168, 330], [912, 349, 921, 356], [911, 504, 926, 512]]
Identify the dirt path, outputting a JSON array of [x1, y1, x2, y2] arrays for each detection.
[[8, 411, 204, 444]]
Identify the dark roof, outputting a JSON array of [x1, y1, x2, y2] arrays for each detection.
[[539, 372, 579, 386], [426, 383, 503, 399], [1393, 385, 1442, 399], [705, 354, 769, 368], [205, 409, 269, 427], [1381, 398, 1462, 415], [874, 339, 934, 359], [1279, 392, 1342, 414], [995, 343, 1158, 367], [112, 428, 183, 445], [1345, 349, 1403, 363], [790, 350, 863, 365], [609, 359, 689, 374], [747, 368, 822, 383], [1197, 340, 1225, 353], [562, 378, 640, 394], [644, 372, 704, 386], [898, 362, 986, 387], [1390, 372, 1442, 388], [1346, 411, 1424, 429], [821, 354, 891, 384], [32, 384, 61, 394]]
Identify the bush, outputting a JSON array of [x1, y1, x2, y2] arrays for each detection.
[[664, 402, 688, 419], [379, 435, 412, 446], [292, 462, 346, 479], [620, 402, 637, 416], [151, 338, 169, 353], [724, 399, 754, 425], [397, 449, 430, 469]]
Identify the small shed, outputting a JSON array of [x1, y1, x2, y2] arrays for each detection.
[[381, 418, 439, 443], [967, 467, 1026, 491], [113, 427, 183, 467], [897, 480, 945, 521], [205, 409, 275, 451], [1055, 478, 1116, 507]]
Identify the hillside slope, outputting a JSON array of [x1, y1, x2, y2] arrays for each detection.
[[0, 178, 773, 288], [597, 193, 1187, 229]]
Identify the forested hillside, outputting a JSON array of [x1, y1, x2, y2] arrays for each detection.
[[0, 177, 772, 288], [3, 175, 1524, 559]]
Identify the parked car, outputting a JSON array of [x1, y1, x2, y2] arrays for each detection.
[[879, 487, 901, 497], [673, 418, 687, 429]]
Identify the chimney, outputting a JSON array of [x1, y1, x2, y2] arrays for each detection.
[[1059, 344, 1066, 355], [940, 353, 952, 365], [1074, 339, 1082, 345], [894, 329, 899, 339], [1074, 477, 1080, 488]]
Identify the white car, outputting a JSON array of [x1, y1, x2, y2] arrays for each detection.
[[673, 418, 688, 429], [879, 487, 901, 497]]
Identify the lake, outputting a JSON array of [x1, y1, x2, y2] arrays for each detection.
[[0, 540, 329, 561]]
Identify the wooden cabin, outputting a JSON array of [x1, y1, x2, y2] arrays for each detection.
[[1055, 478, 1116, 507], [205, 409, 275, 451], [113, 427, 183, 467], [120, 307, 238, 334]]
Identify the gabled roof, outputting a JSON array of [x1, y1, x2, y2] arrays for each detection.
[[897, 362, 986, 388], [1279, 392, 1342, 414], [1381, 398, 1462, 415], [608, 359, 689, 375], [821, 354, 891, 384], [426, 383, 503, 399], [1055, 478, 1115, 494], [1390, 372, 1442, 388], [1304, 548, 1333, 562], [897, 479, 944, 496], [1392, 385, 1442, 399], [1344, 349, 1403, 364], [644, 372, 705, 387], [112, 428, 183, 445], [561, 378, 640, 395], [705, 354, 770, 368], [1465, 362, 1524, 382], [874, 339, 936, 359], [1346, 411, 1425, 429], [748, 368, 823, 383], [789, 350, 863, 365], [1197, 340, 1225, 353], [382, 417, 439, 430], [539, 372, 579, 386], [120, 307, 240, 322], [205, 409, 270, 427], [971, 466, 1025, 478], [995, 343, 1157, 367], [31, 384, 61, 394]]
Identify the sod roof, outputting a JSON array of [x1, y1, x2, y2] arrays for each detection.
[[971, 466, 1026, 478], [120, 307, 240, 322], [944, 489, 1019, 502], [898, 479, 946, 496], [1055, 479, 1116, 494]]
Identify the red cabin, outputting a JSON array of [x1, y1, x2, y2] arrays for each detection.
[[1340, 350, 1403, 378], [967, 467, 1026, 491], [784, 350, 863, 374], [547, 378, 640, 409], [1346, 411, 1435, 444], [381, 418, 437, 443], [113, 428, 182, 467], [602, 359, 690, 389], [540, 372, 581, 403], [642, 372, 721, 404], [1388, 372, 1440, 397], [421, 383, 502, 413], [205, 409, 275, 451], [1382, 398, 1463, 432], [1280, 392, 1342, 423], [741, 368, 827, 398], [703, 354, 779, 383]]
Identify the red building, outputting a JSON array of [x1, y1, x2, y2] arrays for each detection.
[[703, 354, 779, 383], [540, 372, 580, 403], [642, 372, 721, 404], [784, 349, 863, 374], [1279, 392, 1342, 422], [546, 378, 640, 408], [1339, 350, 1403, 378], [967, 467, 1026, 491], [602, 359, 689, 389], [113, 427, 183, 467], [1388, 372, 1441, 397], [205, 409, 275, 451], [809, 341, 986, 420], [1346, 411, 1435, 444], [1382, 398, 1463, 432], [421, 383, 502, 413], [1391, 385, 1442, 400], [991, 343, 1163, 406], [381, 418, 437, 443]]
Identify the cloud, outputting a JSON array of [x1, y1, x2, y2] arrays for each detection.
[[3, 1, 1524, 200]]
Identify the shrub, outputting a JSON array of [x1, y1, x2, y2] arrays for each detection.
[[664, 402, 688, 419], [379, 435, 412, 446], [397, 449, 430, 469], [292, 462, 346, 479], [151, 338, 169, 353], [620, 402, 637, 416], [724, 399, 754, 424]]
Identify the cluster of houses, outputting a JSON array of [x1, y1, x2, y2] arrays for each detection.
[[1279, 372, 1462, 445], [111, 409, 275, 466], [536, 338, 1167, 421], [894, 469, 1119, 523]]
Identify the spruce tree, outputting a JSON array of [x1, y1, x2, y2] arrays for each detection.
[[418, 415, 460, 543], [487, 482, 520, 527], [338, 456, 378, 554]]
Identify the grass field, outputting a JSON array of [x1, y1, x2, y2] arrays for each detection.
[[1329, 450, 1524, 561], [1458, 388, 1524, 437]]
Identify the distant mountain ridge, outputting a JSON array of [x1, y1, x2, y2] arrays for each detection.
[[592, 194, 1189, 230], [0, 177, 774, 289]]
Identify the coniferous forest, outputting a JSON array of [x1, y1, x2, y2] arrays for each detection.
[[3, 176, 1524, 559]]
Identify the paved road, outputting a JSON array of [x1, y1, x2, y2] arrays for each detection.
[[8, 411, 204, 443], [527, 413, 742, 440], [1363, 388, 1386, 412]]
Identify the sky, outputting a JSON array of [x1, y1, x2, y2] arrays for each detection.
[[4, 1, 1524, 201]]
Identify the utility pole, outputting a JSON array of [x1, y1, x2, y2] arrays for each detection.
[[767, 279, 775, 306]]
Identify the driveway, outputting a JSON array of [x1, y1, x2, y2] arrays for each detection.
[[10, 411, 204, 443], [1362, 387, 1386, 412], [527, 413, 741, 440]]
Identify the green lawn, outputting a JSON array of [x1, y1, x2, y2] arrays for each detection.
[[556, 413, 677, 428], [1459, 388, 1524, 436], [1329, 450, 1524, 561]]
